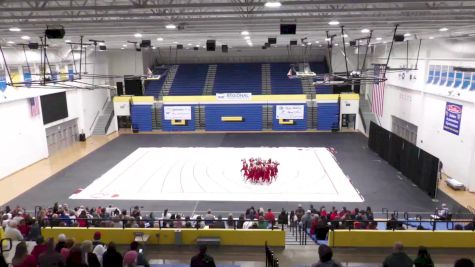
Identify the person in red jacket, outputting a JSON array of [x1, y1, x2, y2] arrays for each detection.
[[30, 236, 47, 261], [264, 209, 275, 225]]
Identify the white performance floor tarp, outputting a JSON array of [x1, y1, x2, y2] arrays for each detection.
[[70, 147, 363, 202]]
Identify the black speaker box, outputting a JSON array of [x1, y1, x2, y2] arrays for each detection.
[[394, 34, 405, 42], [116, 82, 124, 96], [280, 24, 296, 35], [265, 42, 270, 48], [45, 28, 65, 39], [206, 40, 216, 51], [268, 37, 277, 44], [193, 47, 199, 51], [28, 43, 39, 49], [349, 40, 357, 47], [140, 40, 151, 47], [290, 40, 298, 45], [176, 44, 183, 49], [221, 45, 228, 53], [99, 45, 107, 51]]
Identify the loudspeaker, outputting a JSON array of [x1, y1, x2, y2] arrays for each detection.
[[45, 28, 65, 39], [176, 44, 183, 49], [221, 45, 228, 53], [290, 40, 298, 46], [28, 43, 39, 49], [99, 45, 107, 51], [206, 40, 216, 51], [268, 37, 277, 44], [193, 47, 199, 51], [280, 24, 296, 34], [116, 82, 124, 96], [265, 42, 270, 48], [349, 40, 357, 47], [394, 34, 405, 42], [262, 46, 267, 50], [140, 40, 151, 48]]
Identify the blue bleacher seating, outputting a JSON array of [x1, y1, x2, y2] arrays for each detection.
[[170, 64, 208, 95], [213, 63, 262, 94], [310, 62, 333, 94], [270, 63, 303, 94], [144, 79, 165, 98], [462, 72, 471, 89]]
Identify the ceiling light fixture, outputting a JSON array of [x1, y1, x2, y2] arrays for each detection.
[[7, 41, 15, 44], [342, 34, 348, 38], [376, 37, 382, 41], [21, 36, 30, 40], [429, 36, 435, 40], [439, 27, 448, 32], [121, 48, 125, 50], [157, 37, 164, 41], [325, 38, 331, 41], [334, 43, 339, 46], [65, 40, 71, 43], [241, 31, 250, 36], [361, 28, 370, 33], [165, 24, 177, 29], [315, 41, 320, 44], [98, 42, 105, 46], [152, 46, 157, 50], [173, 41, 178, 44], [9, 27, 21, 32], [244, 36, 251, 40], [264, 1, 282, 8], [134, 33, 142, 38], [122, 44, 127, 47], [404, 33, 411, 37], [328, 20, 340, 26]]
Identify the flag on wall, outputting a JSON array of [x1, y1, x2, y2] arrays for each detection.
[[29, 96, 40, 117], [371, 64, 387, 117]]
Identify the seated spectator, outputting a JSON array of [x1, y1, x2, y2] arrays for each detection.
[[195, 216, 205, 229], [174, 214, 184, 228], [237, 214, 245, 229], [31, 236, 48, 261], [92, 231, 104, 248], [278, 208, 288, 226], [264, 209, 276, 226], [55, 234, 67, 253], [12, 241, 36, 267], [191, 245, 216, 267], [38, 238, 65, 267], [81, 240, 100, 267], [185, 216, 193, 228], [18, 218, 30, 238], [257, 216, 268, 229], [383, 242, 413, 267], [61, 239, 75, 260], [123, 241, 149, 267], [204, 210, 215, 226], [4, 220, 24, 241], [226, 214, 235, 229], [102, 242, 123, 267], [310, 244, 341, 267], [454, 258, 474, 267], [386, 214, 398, 230], [414, 246, 433, 267], [212, 215, 225, 229], [366, 206, 374, 220], [463, 217, 475, 230]]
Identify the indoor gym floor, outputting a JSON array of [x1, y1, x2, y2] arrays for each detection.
[[4, 132, 466, 217]]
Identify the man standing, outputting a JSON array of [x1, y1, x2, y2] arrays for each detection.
[[191, 245, 216, 267], [383, 242, 414, 267]]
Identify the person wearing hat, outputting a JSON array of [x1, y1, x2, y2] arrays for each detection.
[[311, 244, 341, 267], [190, 245, 216, 267], [92, 231, 104, 248]]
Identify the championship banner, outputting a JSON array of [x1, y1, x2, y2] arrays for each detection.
[[443, 102, 463, 135], [216, 93, 252, 101], [114, 101, 130, 116], [22, 65, 32, 88], [0, 65, 6, 92], [10, 67, 21, 86], [60, 65, 68, 81], [275, 105, 305, 120], [164, 106, 192, 120]]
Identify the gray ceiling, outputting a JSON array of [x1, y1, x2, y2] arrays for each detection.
[[1, 0, 474, 49]]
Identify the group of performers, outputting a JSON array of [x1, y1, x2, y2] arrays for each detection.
[[241, 158, 279, 184]]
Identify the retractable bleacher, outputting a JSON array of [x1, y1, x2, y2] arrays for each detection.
[[214, 63, 262, 94], [270, 63, 303, 94], [169, 64, 208, 95]]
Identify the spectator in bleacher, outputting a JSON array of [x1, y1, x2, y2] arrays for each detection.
[[4, 220, 24, 241], [434, 203, 450, 220], [190, 245, 216, 267], [204, 209, 216, 226], [258, 216, 268, 229], [81, 240, 100, 267], [212, 215, 226, 229], [27, 218, 41, 241], [61, 239, 75, 259], [302, 210, 313, 228], [245, 206, 256, 220], [18, 217, 30, 238], [339, 207, 349, 218], [310, 244, 341, 267], [454, 258, 474, 267], [174, 214, 184, 228], [31, 236, 47, 261], [102, 242, 123, 267], [310, 205, 318, 214], [226, 213, 235, 229], [12, 241, 36, 267], [264, 209, 276, 225], [295, 204, 305, 222], [258, 207, 265, 217], [77, 210, 88, 227], [237, 214, 245, 229], [123, 241, 150, 267], [195, 216, 205, 229], [463, 217, 475, 230], [55, 234, 67, 253], [278, 208, 288, 226], [131, 206, 141, 219], [414, 246, 434, 267], [386, 214, 398, 230], [38, 238, 65, 267], [366, 207, 374, 221], [66, 245, 87, 267], [382, 242, 413, 267], [320, 207, 328, 218]]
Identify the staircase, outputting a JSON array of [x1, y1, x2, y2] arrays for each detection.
[[262, 105, 272, 130], [301, 77, 314, 96], [284, 226, 302, 246], [195, 105, 206, 130], [160, 65, 179, 96], [203, 64, 217, 95], [92, 101, 114, 135], [152, 102, 162, 130], [261, 64, 271, 94]]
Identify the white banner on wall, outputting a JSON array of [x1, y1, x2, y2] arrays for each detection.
[[164, 106, 192, 120], [275, 105, 304, 120], [216, 93, 252, 101], [114, 101, 130, 116]]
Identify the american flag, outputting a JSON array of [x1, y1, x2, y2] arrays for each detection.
[[371, 64, 387, 117], [29, 96, 40, 117]]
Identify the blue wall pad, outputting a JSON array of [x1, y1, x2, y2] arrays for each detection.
[[317, 103, 339, 131], [162, 105, 196, 131], [272, 104, 307, 131], [131, 104, 153, 132], [205, 104, 262, 131]]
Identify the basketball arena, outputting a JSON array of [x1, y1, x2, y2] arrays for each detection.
[[1, 1, 475, 267]]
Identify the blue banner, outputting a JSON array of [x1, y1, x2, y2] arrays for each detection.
[[68, 64, 74, 81], [0, 67, 6, 92], [443, 102, 463, 135], [23, 66, 32, 88]]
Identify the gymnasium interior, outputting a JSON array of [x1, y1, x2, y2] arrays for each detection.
[[1, 1, 475, 266]]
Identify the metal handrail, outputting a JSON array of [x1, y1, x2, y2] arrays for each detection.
[[89, 110, 100, 131], [104, 110, 115, 133]]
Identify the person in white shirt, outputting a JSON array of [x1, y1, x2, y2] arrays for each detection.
[[3, 220, 24, 241]]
